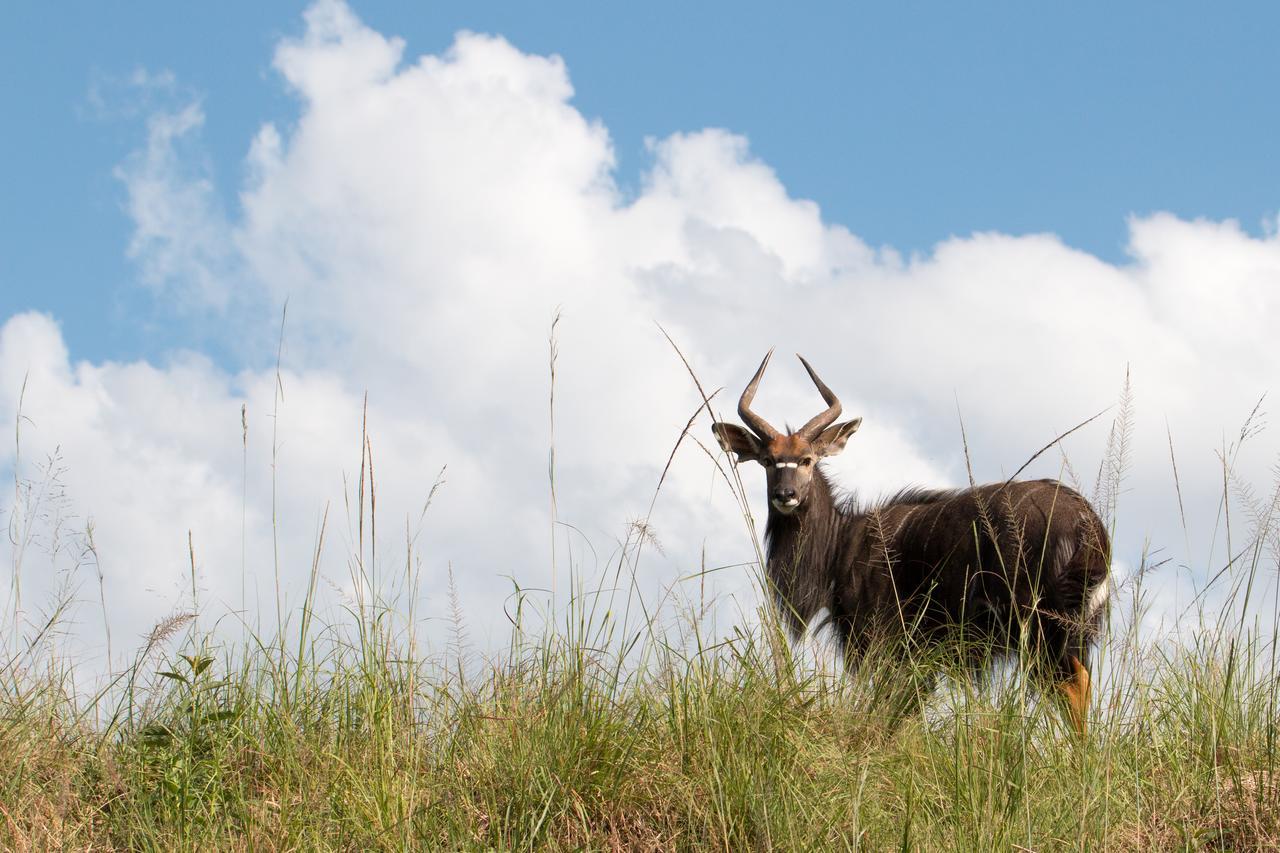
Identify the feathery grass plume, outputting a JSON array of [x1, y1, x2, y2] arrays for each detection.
[[447, 562, 469, 682], [141, 611, 196, 661], [1229, 465, 1280, 571], [626, 519, 664, 557], [1093, 366, 1135, 528]]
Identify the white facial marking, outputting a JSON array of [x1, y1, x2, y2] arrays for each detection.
[[777, 461, 799, 468]]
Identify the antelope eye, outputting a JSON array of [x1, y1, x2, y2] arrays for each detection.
[[801, 458, 813, 467], [761, 458, 775, 467]]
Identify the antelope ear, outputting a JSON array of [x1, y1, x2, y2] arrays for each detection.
[[815, 418, 862, 457], [712, 423, 765, 463]]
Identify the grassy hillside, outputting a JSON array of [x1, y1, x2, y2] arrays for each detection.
[[3, 585, 1280, 850], [3, 378, 1279, 850]]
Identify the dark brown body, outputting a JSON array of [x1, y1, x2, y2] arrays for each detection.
[[766, 471, 1111, 689]]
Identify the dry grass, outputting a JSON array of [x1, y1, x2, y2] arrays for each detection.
[[2, 357, 1279, 850]]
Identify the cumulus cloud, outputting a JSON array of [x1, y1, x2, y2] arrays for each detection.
[[3, 0, 1278, 676]]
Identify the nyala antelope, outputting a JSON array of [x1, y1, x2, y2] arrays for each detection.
[[713, 352, 1111, 733]]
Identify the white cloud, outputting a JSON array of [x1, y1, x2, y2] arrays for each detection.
[[115, 101, 242, 312], [4, 0, 1279, 676]]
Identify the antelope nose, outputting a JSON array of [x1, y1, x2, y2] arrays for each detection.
[[773, 487, 797, 503]]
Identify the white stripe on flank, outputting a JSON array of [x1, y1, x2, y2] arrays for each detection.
[[1086, 576, 1110, 619], [1054, 537, 1076, 575]]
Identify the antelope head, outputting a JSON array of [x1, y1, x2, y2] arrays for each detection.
[[713, 351, 862, 515]]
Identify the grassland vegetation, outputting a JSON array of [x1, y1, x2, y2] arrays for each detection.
[[2, 363, 1279, 850]]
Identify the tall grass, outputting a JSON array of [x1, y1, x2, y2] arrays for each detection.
[[2, 362, 1279, 850]]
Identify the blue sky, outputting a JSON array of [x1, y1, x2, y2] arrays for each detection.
[[4, 1, 1278, 366]]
